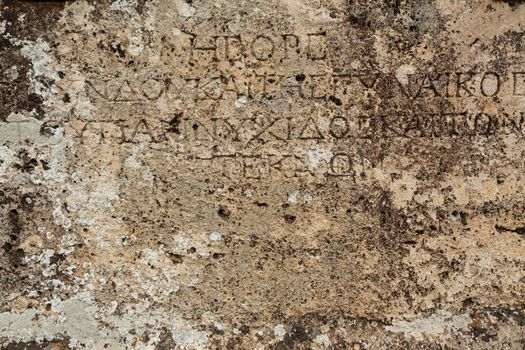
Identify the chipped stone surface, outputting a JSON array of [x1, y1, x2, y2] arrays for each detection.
[[0, 0, 524, 349]]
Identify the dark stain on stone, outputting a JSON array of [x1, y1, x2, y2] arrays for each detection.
[[328, 95, 343, 106], [49, 252, 66, 265], [39, 121, 61, 137], [495, 224, 525, 235], [238, 324, 250, 335], [155, 327, 177, 350], [167, 252, 183, 264], [1, 1, 66, 40], [166, 113, 183, 134], [6, 0, 68, 2], [495, 30, 525, 53], [2, 241, 13, 253], [495, 0, 525, 8], [0, 41, 44, 120], [13, 246, 25, 262], [13, 150, 39, 173], [3, 339, 71, 350], [110, 42, 126, 59], [8, 208, 21, 238], [281, 324, 310, 347], [136, 0, 149, 14], [0, 0, 67, 120]]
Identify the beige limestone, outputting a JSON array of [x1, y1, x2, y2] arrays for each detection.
[[0, 0, 524, 349]]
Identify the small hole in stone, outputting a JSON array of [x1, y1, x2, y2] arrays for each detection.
[[295, 73, 305, 82], [218, 207, 230, 220], [284, 214, 296, 224]]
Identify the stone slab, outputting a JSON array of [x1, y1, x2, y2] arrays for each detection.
[[0, 0, 524, 349]]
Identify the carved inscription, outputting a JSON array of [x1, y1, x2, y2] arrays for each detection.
[[38, 109, 525, 145], [185, 32, 328, 63], [11, 31, 525, 183], [78, 70, 525, 104], [194, 151, 358, 180]]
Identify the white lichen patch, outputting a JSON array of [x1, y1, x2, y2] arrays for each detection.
[[386, 311, 472, 342], [0, 145, 16, 182], [0, 20, 6, 35], [307, 148, 332, 170], [52, 199, 72, 229], [20, 38, 60, 100], [209, 232, 222, 241], [314, 333, 331, 348], [176, 0, 196, 19], [171, 319, 209, 349], [110, 0, 138, 13], [274, 324, 286, 340]]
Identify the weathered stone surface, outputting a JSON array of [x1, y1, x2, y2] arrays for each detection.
[[0, 0, 524, 348]]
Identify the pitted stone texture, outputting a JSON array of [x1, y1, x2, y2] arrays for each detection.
[[0, 0, 524, 349]]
